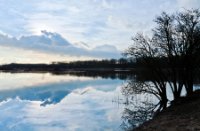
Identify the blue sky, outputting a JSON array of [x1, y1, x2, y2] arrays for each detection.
[[0, 0, 200, 63]]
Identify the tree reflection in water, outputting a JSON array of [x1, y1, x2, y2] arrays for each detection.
[[120, 80, 162, 130]]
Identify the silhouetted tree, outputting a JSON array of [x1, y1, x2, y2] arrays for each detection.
[[124, 9, 200, 104], [153, 9, 200, 97]]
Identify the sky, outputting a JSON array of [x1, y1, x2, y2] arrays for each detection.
[[0, 0, 200, 63]]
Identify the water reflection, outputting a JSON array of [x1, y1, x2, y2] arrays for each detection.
[[0, 72, 173, 130], [120, 85, 159, 130], [0, 80, 120, 106], [0, 73, 125, 131], [120, 78, 200, 130]]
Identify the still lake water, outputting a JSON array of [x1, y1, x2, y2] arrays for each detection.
[[2, 72, 198, 131], [0, 72, 137, 131], [2, 71, 200, 131]]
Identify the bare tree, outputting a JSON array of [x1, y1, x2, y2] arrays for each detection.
[[153, 9, 200, 96], [124, 9, 200, 104]]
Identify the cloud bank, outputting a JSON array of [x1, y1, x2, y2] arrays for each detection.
[[0, 0, 200, 63], [0, 31, 121, 62]]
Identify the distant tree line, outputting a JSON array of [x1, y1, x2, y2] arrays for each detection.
[[52, 58, 136, 69], [0, 58, 136, 72]]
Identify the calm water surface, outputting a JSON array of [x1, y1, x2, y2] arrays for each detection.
[[1, 72, 195, 130], [0, 72, 130, 131]]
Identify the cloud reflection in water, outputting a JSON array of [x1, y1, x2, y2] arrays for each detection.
[[0, 73, 124, 131]]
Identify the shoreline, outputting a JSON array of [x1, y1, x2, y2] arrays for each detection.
[[134, 90, 200, 131]]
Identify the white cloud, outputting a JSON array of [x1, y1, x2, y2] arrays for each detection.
[[0, 45, 101, 64], [0, 31, 121, 63], [0, 0, 199, 62], [177, 0, 200, 9], [93, 44, 118, 52]]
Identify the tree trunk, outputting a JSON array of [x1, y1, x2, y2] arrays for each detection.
[[186, 69, 194, 96]]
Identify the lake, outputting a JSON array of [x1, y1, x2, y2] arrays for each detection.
[[0, 72, 141, 131], [1, 72, 199, 131]]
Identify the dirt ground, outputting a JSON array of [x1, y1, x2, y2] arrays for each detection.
[[134, 90, 200, 131]]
